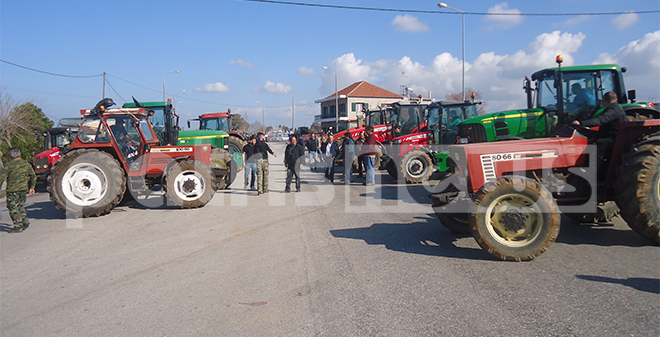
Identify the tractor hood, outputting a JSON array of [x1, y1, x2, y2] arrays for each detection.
[[458, 108, 550, 143], [178, 130, 229, 146]]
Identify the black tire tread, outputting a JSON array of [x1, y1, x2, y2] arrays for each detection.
[[615, 131, 660, 242]]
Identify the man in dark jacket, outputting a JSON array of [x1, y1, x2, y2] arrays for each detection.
[[242, 136, 258, 190], [306, 133, 319, 171], [254, 132, 277, 195], [572, 91, 625, 164], [0, 149, 36, 233], [284, 135, 306, 192], [341, 132, 356, 183], [323, 135, 339, 183]]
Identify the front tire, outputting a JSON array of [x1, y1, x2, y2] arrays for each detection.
[[165, 160, 215, 208], [48, 149, 126, 218], [615, 132, 660, 242], [470, 176, 560, 261], [400, 150, 433, 184]]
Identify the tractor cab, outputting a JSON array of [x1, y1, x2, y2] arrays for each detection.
[[122, 100, 179, 147], [427, 100, 480, 145]]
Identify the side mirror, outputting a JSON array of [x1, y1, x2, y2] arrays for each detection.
[[628, 89, 636, 103], [187, 120, 191, 128]]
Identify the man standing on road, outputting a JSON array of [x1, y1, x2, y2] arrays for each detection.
[[363, 126, 377, 186], [324, 135, 339, 183], [306, 133, 319, 171], [342, 132, 356, 183], [284, 135, 305, 192], [0, 149, 36, 233], [242, 135, 258, 191], [254, 132, 277, 195]]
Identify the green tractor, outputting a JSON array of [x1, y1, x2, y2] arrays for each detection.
[[456, 56, 656, 145]]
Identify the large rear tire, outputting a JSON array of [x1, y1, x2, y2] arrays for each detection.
[[211, 148, 238, 190], [400, 150, 433, 184], [226, 136, 247, 157], [615, 132, 660, 242], [470, 176, 560, 261], [48, 149, 126, 218], [165, 160, 215, 208]]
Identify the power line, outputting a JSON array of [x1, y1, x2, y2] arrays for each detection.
[[0, 59, 103, 78], [244, 0, 659, 16]]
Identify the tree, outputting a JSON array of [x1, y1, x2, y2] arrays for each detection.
[[231, 112, 250, 131], [249, 121, 264, 133], [445, 88, 487, 114], [0, 90, 53, 164], [309, 122, 322, 134]]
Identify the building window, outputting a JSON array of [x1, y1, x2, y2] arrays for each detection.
[[352, 103, 369, 112], [339, 104, 346, 117], [322, 106, 328, 118], [330, 105, 336, 117]]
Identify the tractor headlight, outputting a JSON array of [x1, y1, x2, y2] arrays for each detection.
[[393, 139, 402, 144], [459, 137, 469, 144]]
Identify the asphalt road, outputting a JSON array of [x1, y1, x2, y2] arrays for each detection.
[[1, 143, 658, 336]]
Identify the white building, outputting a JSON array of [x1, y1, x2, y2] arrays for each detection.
[[315, 81, 402, 132]]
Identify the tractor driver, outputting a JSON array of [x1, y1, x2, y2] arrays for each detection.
[[572, 91, 625, 166], [111, 118, 138, 160], [569, 83, 596, 119], [443, 109, 461, 144]]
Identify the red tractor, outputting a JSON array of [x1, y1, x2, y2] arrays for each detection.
[[48, 98, 227, 217], [186, 109, 248, 154], [34, 118, 82, 182], [430, 116, 659, 261]]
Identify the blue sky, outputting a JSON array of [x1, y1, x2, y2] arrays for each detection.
[[1, 0, 659, 129]]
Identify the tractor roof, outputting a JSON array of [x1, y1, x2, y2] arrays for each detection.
[[200, 112, 231, 119], [531, 64, 621, 81], [122, 101, 171, 108]]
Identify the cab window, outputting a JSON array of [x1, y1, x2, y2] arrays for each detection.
[[77, 116, 110, 143]]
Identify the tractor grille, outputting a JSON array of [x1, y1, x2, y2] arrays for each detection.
[[458, 123, 487, 143], [35, 157, 49, 170]]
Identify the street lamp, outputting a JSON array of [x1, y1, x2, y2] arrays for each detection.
[[323, 66, 339, 133], [163, 70, 180, 102], [437, 3, 465, 100]]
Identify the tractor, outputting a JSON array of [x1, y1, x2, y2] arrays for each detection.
[[384, 99, 481, 183], [34, 117, 82, 181], [430, 55, 657, 235], [185, 110, 248, 155], [430, 118, 659, 261], [123, 100, 239, 189], [456, 56, 655, 145], [48, 98, 229, 218]]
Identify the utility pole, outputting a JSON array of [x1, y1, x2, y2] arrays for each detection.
[[102, 72, 106, 98]]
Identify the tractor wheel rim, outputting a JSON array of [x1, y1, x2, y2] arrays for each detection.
[[61, 163, 108, 206], [173, 170, 206, 201], [485, 193, 543, 247], [407, 157, 427, 178]]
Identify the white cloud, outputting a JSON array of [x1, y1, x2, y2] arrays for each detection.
[[253, 81, 292, 94], [391, 14, 429, 32], [297, 66, 315, 75], [483, 2, 523, 29], [594, 31, 660, 100], [320, 53, 377, 95], [612, 12, 639, 30], [230, 59, 255, 69], [194, 82, 230, 93], [561, 15, 592, 28]]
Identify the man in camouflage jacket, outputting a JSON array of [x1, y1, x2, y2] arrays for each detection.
[[0, 148, 36, 233]]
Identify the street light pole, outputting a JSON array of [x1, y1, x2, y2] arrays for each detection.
[[323, 66, 338, 133], [163, 70, 180, 102], [437, 3, 465, 100]]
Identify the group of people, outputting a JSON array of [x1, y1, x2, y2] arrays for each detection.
[[239, 126, 380, 195], [242, 132, 276, 195], [305, 126, 378, 186]]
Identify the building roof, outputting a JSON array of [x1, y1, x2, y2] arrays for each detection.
[[322, 81, 402, 100]]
